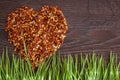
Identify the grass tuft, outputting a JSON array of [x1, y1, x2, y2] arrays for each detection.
[[0, 49, 120, 80]]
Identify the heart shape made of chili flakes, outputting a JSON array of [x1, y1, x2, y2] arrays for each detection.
[[6, 6, 68, 68]]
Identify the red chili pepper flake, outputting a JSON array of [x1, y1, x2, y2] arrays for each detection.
[[6, 6, 68, 68]]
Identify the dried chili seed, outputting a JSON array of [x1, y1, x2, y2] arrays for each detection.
[[6, 6, 68, 68]]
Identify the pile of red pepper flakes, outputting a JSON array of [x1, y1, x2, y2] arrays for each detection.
[[6, 6, 68, 68]]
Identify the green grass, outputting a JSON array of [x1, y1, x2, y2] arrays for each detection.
[[0, 49, 120, 80]]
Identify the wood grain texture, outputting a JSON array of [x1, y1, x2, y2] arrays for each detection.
[[0, 0, 120, 60]]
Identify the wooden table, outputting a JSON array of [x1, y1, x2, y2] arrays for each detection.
[[0, 0, 120, 61]]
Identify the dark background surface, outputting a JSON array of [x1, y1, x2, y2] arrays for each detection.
[[0, 0, 120, 60]]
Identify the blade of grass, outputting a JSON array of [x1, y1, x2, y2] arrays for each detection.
[[0, 47, 120, 80]]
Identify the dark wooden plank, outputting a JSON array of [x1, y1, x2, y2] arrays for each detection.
[[0, 0, 120, 61]]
